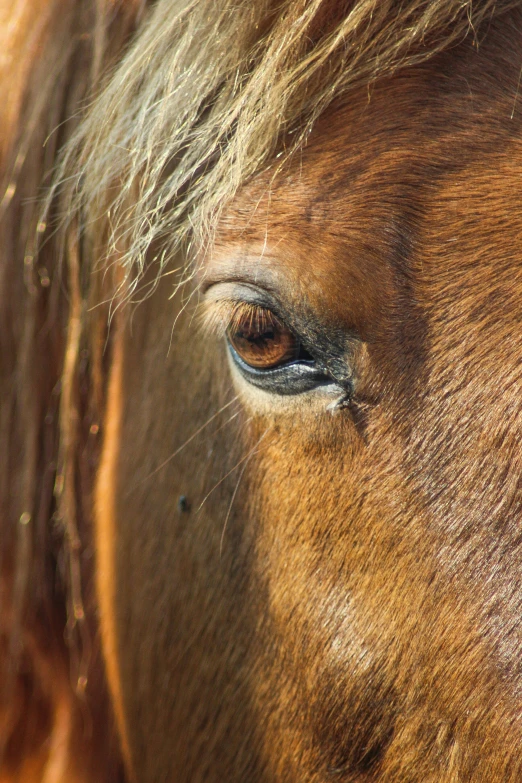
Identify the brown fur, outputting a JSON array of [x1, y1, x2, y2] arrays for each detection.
[[2, 1, 522, 781]]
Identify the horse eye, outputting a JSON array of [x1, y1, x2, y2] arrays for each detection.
[[227, 308, 299, 369], [223, 302, 332, 397]]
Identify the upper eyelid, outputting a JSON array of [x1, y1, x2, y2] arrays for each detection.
[[199, 280, 291, 338], [201, 279, 282, 310]]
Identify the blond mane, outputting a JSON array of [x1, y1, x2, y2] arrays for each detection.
[[53, 0, 516, 289]]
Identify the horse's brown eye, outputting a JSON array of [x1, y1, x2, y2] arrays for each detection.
[[227, 307, 298, 369]]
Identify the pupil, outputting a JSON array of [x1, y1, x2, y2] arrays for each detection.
[[240, 328, 275, 345]]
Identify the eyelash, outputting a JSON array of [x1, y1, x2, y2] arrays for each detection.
[[200, 299, 275, 338]]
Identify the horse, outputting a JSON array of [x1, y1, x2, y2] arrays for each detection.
[[2, 0, 522, 780]]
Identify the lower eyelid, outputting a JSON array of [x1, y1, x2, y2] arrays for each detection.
[[228, 343, 332, 395]]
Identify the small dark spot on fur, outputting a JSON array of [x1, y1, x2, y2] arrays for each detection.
[[178, 495, 190, 514]]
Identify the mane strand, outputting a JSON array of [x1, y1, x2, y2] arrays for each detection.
[[53, 0, 517, 291]]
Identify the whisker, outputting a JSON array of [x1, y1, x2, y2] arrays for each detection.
[[167, 280, 201, 356], [219, 427, 270, 559], [126, 395, 240, 495], [196, 415, 254, 512]]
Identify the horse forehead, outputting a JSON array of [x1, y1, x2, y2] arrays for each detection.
[[210, 87, 423, 318], [216, 89, 420, 264], [214, 63, 522, 306]]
